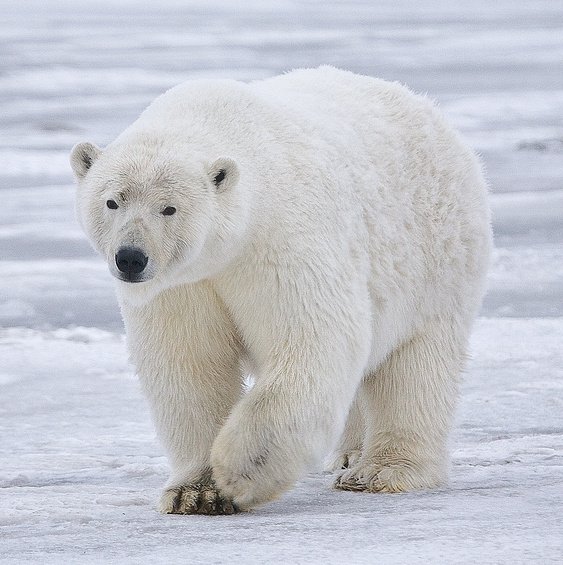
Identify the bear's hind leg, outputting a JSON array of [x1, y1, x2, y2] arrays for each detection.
[[335, 317, 467, 493]]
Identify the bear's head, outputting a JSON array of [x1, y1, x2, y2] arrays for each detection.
[[70, 137, 247, 303]]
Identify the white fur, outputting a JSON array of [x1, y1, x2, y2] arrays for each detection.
[[71, 66, 492, 513]]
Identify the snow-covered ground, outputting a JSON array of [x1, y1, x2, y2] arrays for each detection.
[[1, 1, 562, 563]]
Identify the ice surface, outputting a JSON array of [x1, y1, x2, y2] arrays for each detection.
[[1, 1, 562, 563], [1, 320, 561, 564]]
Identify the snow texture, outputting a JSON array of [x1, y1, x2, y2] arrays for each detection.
[[0, 1, 562, 563]]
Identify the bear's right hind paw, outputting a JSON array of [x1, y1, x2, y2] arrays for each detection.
[[326, 449, 362, 473], [158, 481, 239, 515]]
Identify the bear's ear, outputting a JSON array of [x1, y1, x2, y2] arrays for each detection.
[[70, 142, 102, 180], [207, 157, 239, 193]]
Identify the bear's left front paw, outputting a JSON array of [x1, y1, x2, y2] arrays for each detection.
[[158, 480, 239, 515], [211, 424, 296, 510], [211, 447, 281, 511]]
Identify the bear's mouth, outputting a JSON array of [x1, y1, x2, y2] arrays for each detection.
[[110, 265, 154, 284], [114, 272, 147, 284]]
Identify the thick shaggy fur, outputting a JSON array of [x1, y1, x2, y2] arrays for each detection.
[[71, 66, 492, 514]]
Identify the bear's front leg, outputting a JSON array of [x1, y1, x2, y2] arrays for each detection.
[[210, 288, 371, 510], [121, 283, 243, 515]]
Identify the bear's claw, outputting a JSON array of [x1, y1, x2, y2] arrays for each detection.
[[326, 449, 362, 473], [159, 481, 239, 515], [333, 456, 445, 493]]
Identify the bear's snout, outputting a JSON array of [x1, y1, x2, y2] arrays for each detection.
[[115, 247, 149, 282]]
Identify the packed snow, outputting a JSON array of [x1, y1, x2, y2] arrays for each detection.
[[1, 1, 562, 563]]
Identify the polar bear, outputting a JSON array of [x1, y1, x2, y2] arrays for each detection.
[[71, 66, 491, 515]]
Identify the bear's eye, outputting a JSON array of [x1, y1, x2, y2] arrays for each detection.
[[106, 199, 118, 210], [213, 169, 226, 186], [162, 206, 176, 216]]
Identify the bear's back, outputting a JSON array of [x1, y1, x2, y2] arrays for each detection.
[[250, 66, 441, 142], [123, 67, 437, 150]]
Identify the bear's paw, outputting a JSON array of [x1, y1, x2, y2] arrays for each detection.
[[334, 455, 445, 493], [158, 480, 239, 515], [326, 449, 363, 473]]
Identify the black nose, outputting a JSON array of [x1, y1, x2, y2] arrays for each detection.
[[115, 247, 148, 275]]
